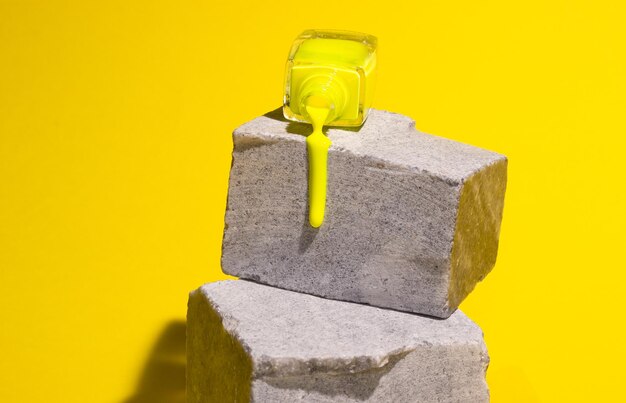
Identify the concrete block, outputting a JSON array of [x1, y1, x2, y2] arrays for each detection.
[[222, 108, 507, 318], [187, 280, 490, 403]]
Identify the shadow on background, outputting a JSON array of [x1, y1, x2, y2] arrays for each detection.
[[124, 321, 186, 403]]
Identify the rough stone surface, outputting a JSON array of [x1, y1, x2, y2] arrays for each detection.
[[187, 280, 490, 403], [222, 108, 507, 318]]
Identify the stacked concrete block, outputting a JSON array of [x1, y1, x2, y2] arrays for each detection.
[[188, 280, 489, 403], [187, 108, 507, 402], [221, 108, 506, 318]]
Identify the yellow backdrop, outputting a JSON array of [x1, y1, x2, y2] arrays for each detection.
[[1, 1, 624, 402]]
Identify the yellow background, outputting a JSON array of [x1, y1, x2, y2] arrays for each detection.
[[1, 1, 624, 402]]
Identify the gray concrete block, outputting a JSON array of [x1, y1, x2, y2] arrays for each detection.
[[187, 280, 490, 403], [222, 108, 507, 318]]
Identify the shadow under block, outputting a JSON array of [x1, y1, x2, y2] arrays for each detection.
[[187, 280, 490, 403], [222, 108, 507, 318]]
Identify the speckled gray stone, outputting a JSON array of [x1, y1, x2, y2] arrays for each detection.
[[187, 280, 490, 403], [222, 108, 507, 318]]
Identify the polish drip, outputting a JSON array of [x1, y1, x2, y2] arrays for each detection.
[[305, 97, 331, 228]]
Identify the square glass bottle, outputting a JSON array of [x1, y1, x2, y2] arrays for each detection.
[[283, 29, 378, 127]]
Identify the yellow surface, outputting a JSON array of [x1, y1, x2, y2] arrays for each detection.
[[305, 101, 332, 227], [0, 1, 624, 402]]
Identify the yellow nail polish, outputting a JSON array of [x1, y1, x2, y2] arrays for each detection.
[[283, 29, 378, 227]]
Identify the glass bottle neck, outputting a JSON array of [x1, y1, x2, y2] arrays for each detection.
[[298, 73, 348, 125]]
